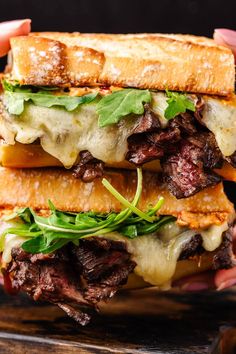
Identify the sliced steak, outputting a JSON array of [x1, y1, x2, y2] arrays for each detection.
[[71, 101, 229, 200], [178, 234, 203, 260], [187, 132, 223, 169], [161, 133, 222, 199], [73, 150, 104, 182], [213, 229, 236, 270], [147, 127, 181, 149], [127, 104, 223, 198], [10, 247, 94, 325], [178, 229, 235, 270], [169, 112, 197, 136], [84, 261, 135, 303], [8, 239, 135, 325], [126, 105, 164, 165], [71, 238, 131, 282], [193, 96, 205, 123], [226, 151, 236, 168], [132, 104, 161, 134], [71, 238, 136, 304], [126, 134, 164, 165]]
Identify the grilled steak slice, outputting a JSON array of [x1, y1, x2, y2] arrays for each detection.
[[84, 261, 135, 303], [132, 104, 161, 134], [8, 238, 135, 325], [178, 234, 203, 260], [226, 151, 236, 168], [71, 103, 232, 200], [178, 230, 235, 271], [71, 238, 136, 303], [187, 132, 223, 169], [213, 228, 236, 270], [193, 96, 205, 122], [10, 247, 94, 325], [127, 103, 224, 198], [169, 112, 197, 136], [126, 134, 164, 165], [161, 134, 222, 199], [71, 238, 131, 282], [73, 150, 104, 182]]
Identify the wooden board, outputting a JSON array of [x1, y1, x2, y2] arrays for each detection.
[[0, 287, 235, 353]]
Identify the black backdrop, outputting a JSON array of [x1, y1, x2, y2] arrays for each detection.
[[0, 0, 235, 203], [0, 0, 235, 35], [0, 0, 235, 67]]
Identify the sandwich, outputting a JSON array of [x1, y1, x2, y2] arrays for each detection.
[[0, 32, 235, 325]]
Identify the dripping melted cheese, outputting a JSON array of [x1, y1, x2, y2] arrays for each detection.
[[0, 92, 235, 168], [0, 221, 228, 285]]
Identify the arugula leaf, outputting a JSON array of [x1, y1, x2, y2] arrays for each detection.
[[164, 90, 195, 120], [96, 89, 151, 127], [17, 208, 34, 224], [119, 225, 138, 238], [2, 79, 98, 115], [22, 234, 69, 254], [2, 169, 175, 254], [4, 91, 98, 115]]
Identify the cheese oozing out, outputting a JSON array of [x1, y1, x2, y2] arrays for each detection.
[[0, 92, 235, 168], [0, 220, 228, 286]]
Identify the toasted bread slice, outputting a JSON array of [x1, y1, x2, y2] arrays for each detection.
[[9, 32, 235, 95], [0, 167, 233, 229], [1, 143, 236, 182]]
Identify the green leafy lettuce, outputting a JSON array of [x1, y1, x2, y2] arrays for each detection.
[[96, 89, 151, 127], [164, 90, 196, 120], [2, 169, 174, 254], [2, 81, 98, 115]]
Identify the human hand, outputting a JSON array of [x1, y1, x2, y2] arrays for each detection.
[[0, 19, 31, 57], [174, 226, 236, 292], [214, 28, 236, 59], [174, 29, 236, 293]]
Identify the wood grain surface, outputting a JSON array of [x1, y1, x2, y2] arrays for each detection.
[[0, 286, 235, 353]]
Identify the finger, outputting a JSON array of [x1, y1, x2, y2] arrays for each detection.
[[214, 224, 236, 290], [0, 19, 31, 57], [214, 28, 236, 60], [173, 271, 215, 291], [215, 267, 236, 290]]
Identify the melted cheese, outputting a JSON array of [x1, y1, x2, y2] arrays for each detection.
[[1, 92, 235, 168], [0, 220, 227, 285], [96, 221, 227, 286], [0, 101, 136, 168], [1, 234, 26, 264], [201, 222, 228, 251], [202, 96, 236, 157]]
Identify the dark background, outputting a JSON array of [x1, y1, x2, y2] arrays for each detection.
[[0, 0, 235, 68], [0, 0, 235, 203], [0, 0, 235, 35]]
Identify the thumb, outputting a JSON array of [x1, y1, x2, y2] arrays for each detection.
[[214, 28, 236, 60], [0, 19, 31, 57]]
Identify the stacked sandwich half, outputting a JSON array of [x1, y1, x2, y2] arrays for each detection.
[[0, 32, 235, 324]]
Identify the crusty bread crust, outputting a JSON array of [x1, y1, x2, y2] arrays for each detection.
[[0, 167, 233, 229], [9, 32, 235, 95], [1, 144, 236, 182]]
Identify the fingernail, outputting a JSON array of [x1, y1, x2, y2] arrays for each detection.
[[181, 282, 209, 291], [214, 28, 236, 47], [0, 19, 31, 32], [217, 278, 236, 291]]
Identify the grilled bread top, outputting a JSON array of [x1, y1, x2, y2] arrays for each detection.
[[8, 32, 235, 95], [0, 167, 233, 229]]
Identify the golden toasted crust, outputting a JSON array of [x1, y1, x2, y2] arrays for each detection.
[[1, 144, 236, 183], [10, 36, 105, 86], [0, 167, 233, 229], [9, 32, 235, 95]]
